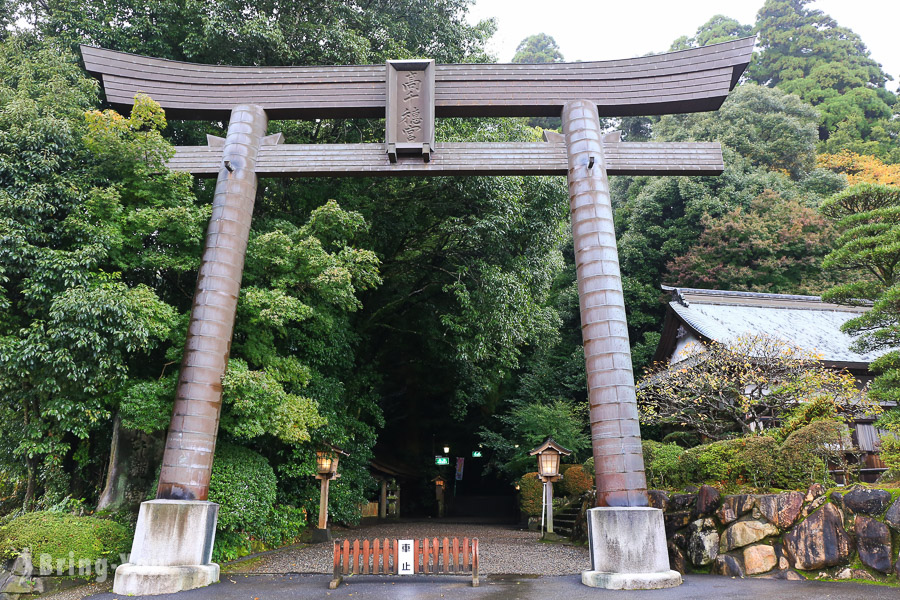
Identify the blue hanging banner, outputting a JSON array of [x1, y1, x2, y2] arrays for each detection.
[[455, 457, 465, 481]]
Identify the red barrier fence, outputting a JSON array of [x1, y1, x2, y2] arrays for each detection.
[[329, 537, 479, 588]]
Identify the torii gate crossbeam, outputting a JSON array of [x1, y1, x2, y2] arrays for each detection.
[[82, 37, 754, 594]]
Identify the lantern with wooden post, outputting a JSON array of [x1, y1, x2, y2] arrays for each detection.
[[313, 445, 348, 542], [529, 438, 571, 537], [433, 476, 446, 518]]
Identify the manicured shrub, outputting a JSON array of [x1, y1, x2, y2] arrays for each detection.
[[775, 420, 848, 488], [775, 396, 840, 441], [517, 472, 542, 517], [879, 435, 900, 480], [643, 440, 687, 489], [0, 512, 131, 564], [675, 436, 779, 490], [559, 464, 593, 497], [208, 444, 277, 533]]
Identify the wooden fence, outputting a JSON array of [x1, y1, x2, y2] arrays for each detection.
[[330, 537, 479, 588]]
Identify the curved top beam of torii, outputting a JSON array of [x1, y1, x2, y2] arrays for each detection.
[[81, 36, 754, 120]]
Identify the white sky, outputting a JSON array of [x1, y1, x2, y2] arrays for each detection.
[[468, 0, 900, 86]]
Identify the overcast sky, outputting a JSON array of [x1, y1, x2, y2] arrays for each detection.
[[468, 0, 900, 86]]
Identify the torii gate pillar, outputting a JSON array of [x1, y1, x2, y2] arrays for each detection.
[[562, 100, 680, 589], [113, 105, 268, 596]]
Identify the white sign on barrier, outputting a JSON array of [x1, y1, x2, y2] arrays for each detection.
[[398, 539, 414, 575]]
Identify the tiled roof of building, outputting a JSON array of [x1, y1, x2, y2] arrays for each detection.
[[663, 287, 885, 365]]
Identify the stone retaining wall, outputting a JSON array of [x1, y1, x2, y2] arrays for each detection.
[[645, 484, 900, 582], [0, 555, 89, 599]]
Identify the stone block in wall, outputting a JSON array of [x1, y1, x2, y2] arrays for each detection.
[[664, 511, 691, 533], [755, 492, 803, 528], [693, 485, 720, 518], [841, 486, 891, 516], [854, 516, 893, 573], [759, 569, 804, 580], [0, 577, 35, 595], [687, 518, 719, 567], [720, 519, 778, 552], [829, 491, 843, 508], [668, 493, 696, 512], [801, 494, 825, 519], [716, 495, 753, 525], [647, 490, 669, 511], [712, 554, 744, 577], [884, 496, 900, 531], [805, 483, 825, 502], [667, 541, 687, 575], [742, 544, 777, 575], [783, 503, 850, 570]]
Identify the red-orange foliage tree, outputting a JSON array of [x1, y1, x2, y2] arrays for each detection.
[[666, 191, 835, 294]]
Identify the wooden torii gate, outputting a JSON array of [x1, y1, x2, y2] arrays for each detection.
[[82, 37, 753, 594]]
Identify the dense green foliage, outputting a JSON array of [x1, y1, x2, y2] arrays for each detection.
[[512, 33, 562, 64], [208, 444, 277, 533], [0, 512, 131, 563], [642, 419, 849, 492], [820, 184, 900, 424]]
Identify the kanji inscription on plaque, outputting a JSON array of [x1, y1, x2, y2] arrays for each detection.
[[386, 59, 434, 162]]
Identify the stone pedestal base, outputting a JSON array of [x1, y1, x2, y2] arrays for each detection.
[[311, 527, 332, 543], [113, 564, 220, 596], [582, 507, 682, 590], [112, 500, 220, 596]]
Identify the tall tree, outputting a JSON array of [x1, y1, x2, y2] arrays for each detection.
[[0, 40, 192, 505], [30, 0, 496, 65], [670, 15, 752, 51], [612, 84, 827, 370], [750, 0, 898, 159], [512, 33, 564, 130], [820, 183, 900, 408], [512, 33, 563, 64], [665, 191, 835, 294], [750, 0, 889, 88]]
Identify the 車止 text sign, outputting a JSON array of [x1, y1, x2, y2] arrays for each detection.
[[398, 539, 414, 575]]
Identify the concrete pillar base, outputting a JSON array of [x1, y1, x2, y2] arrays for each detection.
[[113, 564, 220, 596], [112, 500, 219, 595], [582, 569, 682, 590], [582, 506, 681, 590]]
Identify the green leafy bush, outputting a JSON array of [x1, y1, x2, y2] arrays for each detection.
[[775, 420, 849, 488], [683, 436, 779, 490], [517, 472, 542, 517], [774, 396, 840, 441], [208, 444, 277, 533], [559, 464, 593, 497], [643, 441, 687, 489], [880, 435, 900, 480], [0, 512, 131, 564], [211, 504, 307, 563]]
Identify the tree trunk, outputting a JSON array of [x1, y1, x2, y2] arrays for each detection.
[[23, 456, 36, 510]]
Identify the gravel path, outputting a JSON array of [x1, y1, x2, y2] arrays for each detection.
[[238, 520, 590, 576]]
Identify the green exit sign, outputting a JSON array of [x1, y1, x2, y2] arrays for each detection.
[[435, 456, 450, 465], [471, 451, 482, 458]]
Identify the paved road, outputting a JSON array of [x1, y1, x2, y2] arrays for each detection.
[[88, 573, 896, 599]]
